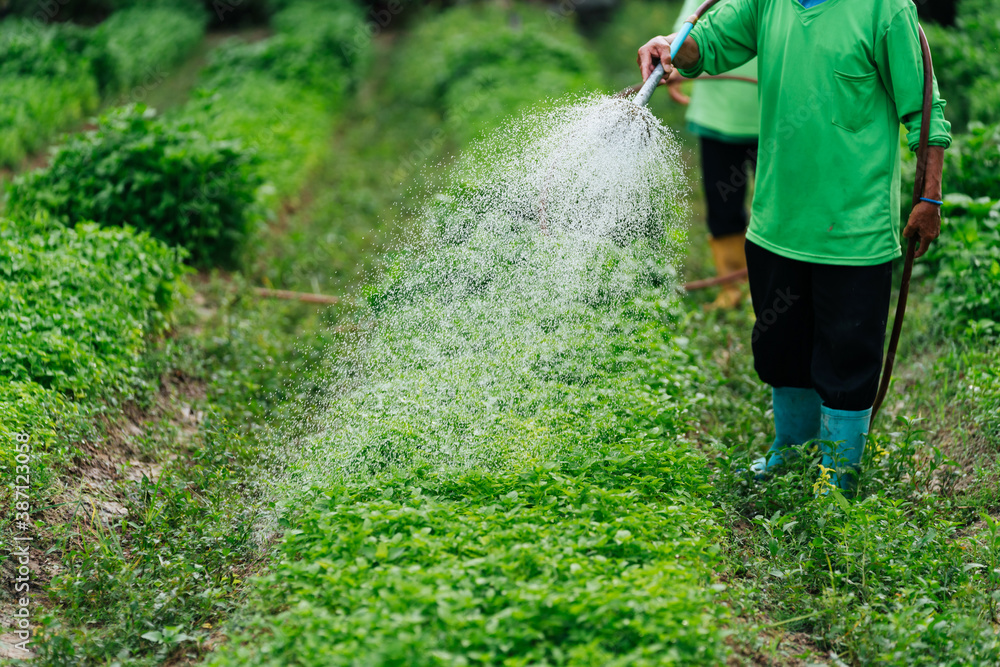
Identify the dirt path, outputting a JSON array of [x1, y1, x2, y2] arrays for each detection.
[[138, 28, 271, 115]]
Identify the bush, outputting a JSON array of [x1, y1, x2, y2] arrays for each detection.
[[0, 74, 99, 167], [924, 0, 1000, 130], [0, 20, 99, 166], [0, 5, 207, 167], [389, 3, 602, 145], [176, 0, 371, 199], [199, 0, 369, 101], [180, 77, 331, 201], [6, 1, 369, 267], [89, 6, 206, 94], [943, 122, 1000, 200], [7, 106, 262, 268], [903, 121, 1000, 341], [0, 216, 185, 396], [201, 0, 368, 97], [0, 380, 95, 530], [0, 19, 91, 78], [924, 200, 1000, 340], [0, 380, 87, 472]]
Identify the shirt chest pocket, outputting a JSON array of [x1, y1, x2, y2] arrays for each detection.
[[832, 69, 878, 133]]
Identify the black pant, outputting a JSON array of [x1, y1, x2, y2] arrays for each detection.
[[700, 135, 758, 238], [745, 240, 893, 411]]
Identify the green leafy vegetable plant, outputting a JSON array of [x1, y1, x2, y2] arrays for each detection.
[[208, 421, 731, 666], [943, 122, 1000, 200], [925, 201, 1000, 340], [0, 215, 186, 396], [7, 106, 262, 268], [176, 0, 370, 200]]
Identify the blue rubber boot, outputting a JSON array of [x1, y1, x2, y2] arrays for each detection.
[[749, 387, 822, 480], [817, 406, 872, 496]]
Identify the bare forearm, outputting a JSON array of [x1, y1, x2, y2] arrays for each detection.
[[905, 145, 946, 258], [672, 35, 701, 70], [922, 146, 944, 201]]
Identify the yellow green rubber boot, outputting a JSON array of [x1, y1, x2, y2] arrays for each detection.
[[750, 386, 822, 480], [818, 406, 871, 497]]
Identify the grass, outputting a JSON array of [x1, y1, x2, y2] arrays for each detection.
[[672, 260, 1000, 663], [11, 1, 1000, 665], [37, 417, 263, 665], [208, 441, 729, 665], [7, 3, 370, 663]]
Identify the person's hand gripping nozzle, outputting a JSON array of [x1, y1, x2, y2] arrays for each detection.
[[633, 0, 722, 108]]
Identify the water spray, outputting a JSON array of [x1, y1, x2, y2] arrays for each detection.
[[259, 96, 688, 508]]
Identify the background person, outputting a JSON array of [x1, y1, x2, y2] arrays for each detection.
[[668, 0, 759, 310]]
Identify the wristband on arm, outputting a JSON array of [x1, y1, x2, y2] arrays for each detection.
[[919, 197, 943, 206]]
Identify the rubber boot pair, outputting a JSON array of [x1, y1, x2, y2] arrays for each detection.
[[750, 386, 870, 496], [706, 232, 747, 310]]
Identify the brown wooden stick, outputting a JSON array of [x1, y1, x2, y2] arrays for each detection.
[[253, 287, 347, 305], [684, 268, 748, 291]]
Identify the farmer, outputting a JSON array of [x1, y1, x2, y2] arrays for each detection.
[[667, 0, 759, 310], [638, 0, 950, 493]]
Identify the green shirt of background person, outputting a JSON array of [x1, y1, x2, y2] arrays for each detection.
[[637, 0, 950, 498], [669, 0, 760, 310], [671, 0, 759, 142]]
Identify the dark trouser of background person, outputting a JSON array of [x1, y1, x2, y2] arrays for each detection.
[[700, 135, 757, 309]]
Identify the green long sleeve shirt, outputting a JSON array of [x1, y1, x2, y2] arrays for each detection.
[[672, 0, 759, 141], [678, 0, 952, 265]]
